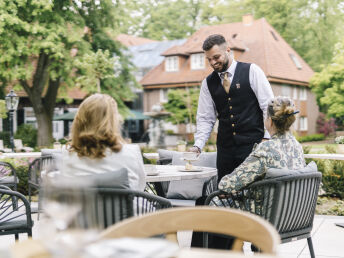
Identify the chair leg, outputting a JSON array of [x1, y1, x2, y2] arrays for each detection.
[[307, 237, 315, 258], [15, 234, 19, 241], [28, 230, 32, 238]]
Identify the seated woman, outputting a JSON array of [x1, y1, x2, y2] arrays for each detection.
[[61, 93, 146, 191], [218, 96, 305, 193]]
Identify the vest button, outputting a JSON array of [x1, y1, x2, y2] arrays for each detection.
[[229, 106, 232, 110], [228, 97, 231, 101], [230, 115, 234, 118], [232, 124, 235, 127], [233, 132, 236, 135]]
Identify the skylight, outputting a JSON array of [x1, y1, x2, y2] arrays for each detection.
[[289, 54, 302, 69]]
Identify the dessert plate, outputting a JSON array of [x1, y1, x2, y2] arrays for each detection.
[[178, 167, 203, 172]]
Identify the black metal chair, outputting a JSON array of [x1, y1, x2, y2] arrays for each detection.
[[205, 172, 322, 258], [92, 188, 172, 229], [28, 155, 56, 215], [0, 185, 33, 240], [0, 161, 18, 192], [0, 162, 19, 209]]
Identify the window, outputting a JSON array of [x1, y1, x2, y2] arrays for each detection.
[[300, 117, 308, 131], [281, 85, 291, 97], [191, 53, 205, 70], [293, 87, 298, 100], [160, 88, 169, 103], [300, 88, 307, 100], [165, 56, 178, 72], [289, 53, 302, 69]]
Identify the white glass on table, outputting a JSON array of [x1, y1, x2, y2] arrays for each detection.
[[41, 173, 99, 257]]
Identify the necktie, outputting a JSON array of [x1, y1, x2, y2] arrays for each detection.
[[221, 72, 231, 94]]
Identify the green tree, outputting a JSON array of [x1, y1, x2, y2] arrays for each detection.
[[0, 0, 137, 147], [310, 38, 344, 122], [163, 88, 200, 126], [200, 0, 344, 71], [118, 0, 203, 40]]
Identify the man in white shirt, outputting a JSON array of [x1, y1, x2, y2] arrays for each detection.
[[190, 34, 274, 181]]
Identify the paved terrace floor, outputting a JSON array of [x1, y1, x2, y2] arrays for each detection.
[[1, 208, 343, 257]]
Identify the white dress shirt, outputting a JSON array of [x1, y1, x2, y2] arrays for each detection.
[[194, 60, 274, 150]]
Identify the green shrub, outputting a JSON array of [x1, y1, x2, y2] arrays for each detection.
[[14, 124, 37, 148], [58, 138, 68, 145], [308, 158, 344, 199], [297, 133, 325, 143], [0, 131, 10, 147]]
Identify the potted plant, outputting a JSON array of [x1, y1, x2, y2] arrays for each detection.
[[335, 136, 344, 154], [177, 140, 187, 152]]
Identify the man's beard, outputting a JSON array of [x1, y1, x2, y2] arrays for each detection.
[[213, 57, 229, 73]]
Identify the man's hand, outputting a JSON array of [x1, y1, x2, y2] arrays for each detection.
[[188, 146, 201, 156]]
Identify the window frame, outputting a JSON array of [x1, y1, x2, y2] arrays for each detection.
[[190, 53, 205, 70], [165, 56, 179, 72]]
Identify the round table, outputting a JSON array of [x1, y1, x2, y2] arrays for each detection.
[[145, 165, 217, 183]]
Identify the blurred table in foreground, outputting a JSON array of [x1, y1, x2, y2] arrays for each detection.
[[9, 239, 278, 258]]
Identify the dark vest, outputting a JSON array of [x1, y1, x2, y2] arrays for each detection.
[[206, 62, 264, 148]]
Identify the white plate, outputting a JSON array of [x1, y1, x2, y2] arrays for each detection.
[[178, 167, 203, 172]]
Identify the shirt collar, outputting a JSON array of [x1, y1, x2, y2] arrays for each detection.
[[218, 59, 237, 78]]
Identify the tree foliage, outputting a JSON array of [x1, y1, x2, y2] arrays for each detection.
[[310, 38, 344, 123], [117, 0, 203, 40], [0, 0, 138, 146], [163, 88, 200, 125], [119, 0, 344, 71], [201, 0, 344, 71]]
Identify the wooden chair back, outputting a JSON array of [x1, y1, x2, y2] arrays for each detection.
[[100, 207, 280, 254]]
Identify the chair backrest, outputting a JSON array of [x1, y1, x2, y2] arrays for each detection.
[[206, 172, 322, 241], [100, 207, 280, 254], [84, 188, 172, 229], [28, 156, 56, 187], [14, 139, 23, 149], [0, 187, 33, 228], [171, 151, 217, 168]]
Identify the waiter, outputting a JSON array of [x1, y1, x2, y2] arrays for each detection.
[[190, 34, 274, 181]]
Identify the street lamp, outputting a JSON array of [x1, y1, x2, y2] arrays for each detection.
[[5, 90, 19, 152]]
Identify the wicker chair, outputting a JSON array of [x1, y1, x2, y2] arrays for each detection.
[[91, 188, 172, 229], [205, 172, 322, 258], [100, 207, 280, 255], [0, 185, 33, 240]]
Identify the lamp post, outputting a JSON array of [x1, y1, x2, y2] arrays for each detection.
[[5, 90, 19, 152]]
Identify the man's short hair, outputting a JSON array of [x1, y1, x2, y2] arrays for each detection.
[[202, 34, 226, 51]]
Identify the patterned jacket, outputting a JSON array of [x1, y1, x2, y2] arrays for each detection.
[[218, 132, 306, 193]]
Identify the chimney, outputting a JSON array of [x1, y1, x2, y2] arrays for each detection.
[[242, 14, 254, 26]]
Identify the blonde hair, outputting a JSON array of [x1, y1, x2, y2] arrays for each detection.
[[70, 94, 123, 158], [267, 96, 297, 134]]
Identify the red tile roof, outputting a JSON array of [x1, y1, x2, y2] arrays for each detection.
[[141, 18, 314, 87], [116, 34, 157, 47]]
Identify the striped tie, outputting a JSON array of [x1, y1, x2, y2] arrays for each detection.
[[221, 72, 231, 94]]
